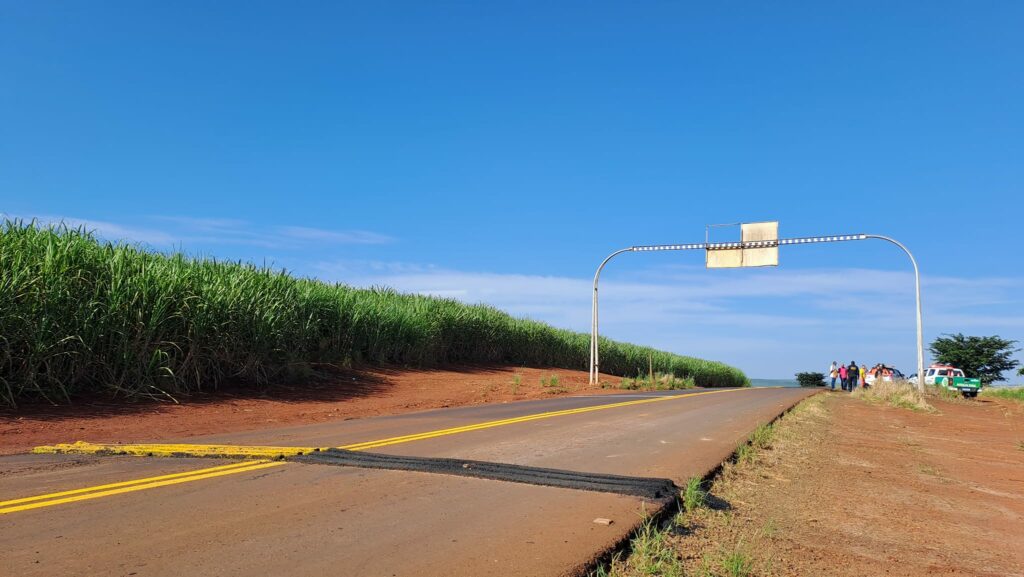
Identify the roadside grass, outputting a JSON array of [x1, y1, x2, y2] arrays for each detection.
[[593, 518, 685, 577], [930, 386, 966, 402], [591, 398, 816, 577], [540, 375, 568, 394], [597, 513, 760, 577], [854, 380, 934, 412], [619, 372, 696, 391], [0, 220, 748, 407], [734, 422, 775, 465], [682, 476, 708, 513], [734, 443, 754, 465], [982, 387, 1024, 402], [749, 423, 774, 450], [719, 545, 754, 577], [681, 396, 825, 576], [510, 373, 522, 395]]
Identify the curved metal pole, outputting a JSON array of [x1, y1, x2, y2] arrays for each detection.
[[864, 235, 924, 391], [590, 247, 635, 384]]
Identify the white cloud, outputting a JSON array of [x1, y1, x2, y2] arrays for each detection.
[[318, 259, 1024, 379], [6, 212, 1020, 379]]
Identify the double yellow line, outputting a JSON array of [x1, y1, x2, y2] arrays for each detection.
[[4, 388, 760, 515], [0, 460, 284, 515], [337, 390, 726, 451]]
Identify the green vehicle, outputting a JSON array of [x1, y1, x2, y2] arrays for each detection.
[[925, 364, 982, 398]]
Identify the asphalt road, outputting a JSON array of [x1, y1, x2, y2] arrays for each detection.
[[0, 387, 815, 577]]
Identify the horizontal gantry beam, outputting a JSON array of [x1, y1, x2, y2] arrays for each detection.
[[632, 233, 867, 252]]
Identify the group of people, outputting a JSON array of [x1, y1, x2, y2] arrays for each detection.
[[828, 361, 865, 391]]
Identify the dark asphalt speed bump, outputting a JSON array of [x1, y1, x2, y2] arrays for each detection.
[[293, 448, 678, 500]]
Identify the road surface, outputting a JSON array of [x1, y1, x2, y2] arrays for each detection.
[[1, 387, 815, 576]]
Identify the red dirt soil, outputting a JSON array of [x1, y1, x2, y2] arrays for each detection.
[[672, 393, 1024, 577], [0, 366, 628, 455]]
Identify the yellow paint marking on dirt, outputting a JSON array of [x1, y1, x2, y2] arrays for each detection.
[[0, 461, 283, 515], [34, 441, 323, 459]]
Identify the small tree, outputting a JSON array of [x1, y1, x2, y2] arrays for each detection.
[[795, 372, 826, 387], [929, 333, 1020, 385]]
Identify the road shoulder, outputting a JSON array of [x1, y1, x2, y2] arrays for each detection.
[[602, 392, 1024, 576]]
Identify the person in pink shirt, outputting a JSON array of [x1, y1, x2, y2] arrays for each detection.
[[838, 364, 848, 391]]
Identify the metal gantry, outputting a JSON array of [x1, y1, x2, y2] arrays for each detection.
[[589, 233, 924, 390]]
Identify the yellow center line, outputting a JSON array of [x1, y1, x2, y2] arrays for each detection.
[[0, 461, 283, 515], [8, 387, 774, 515], [338, 387, 749, 450], [0, 459, 264, 508]]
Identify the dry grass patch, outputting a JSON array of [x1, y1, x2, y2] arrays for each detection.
[[853, 379, 934, 412]]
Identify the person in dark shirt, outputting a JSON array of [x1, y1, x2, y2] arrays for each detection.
[[847, 361, 859, 391]]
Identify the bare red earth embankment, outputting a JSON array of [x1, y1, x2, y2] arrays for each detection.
[[0, 366, 630, 455]]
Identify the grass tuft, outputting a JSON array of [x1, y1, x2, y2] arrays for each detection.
[[682, 476, 708, 513], [734, 422, 775, 465], [719, 545, 754, 577], [749, 423, 774, 451], [541, 375, 560, 388], [735, 443, 755, 465], [620, 519, 686, 577]]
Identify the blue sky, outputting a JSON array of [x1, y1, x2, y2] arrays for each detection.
[[2, 1, 1022, 379]]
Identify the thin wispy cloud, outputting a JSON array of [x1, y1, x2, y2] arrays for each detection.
[[155, 216, 250, 230], [8, 214, 395, 250], [278, 226, 393, 245], [6, 214, 176, 245]]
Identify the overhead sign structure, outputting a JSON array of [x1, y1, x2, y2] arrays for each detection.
[[706, 221, 779, 269], [589, 223, 924, 392]]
